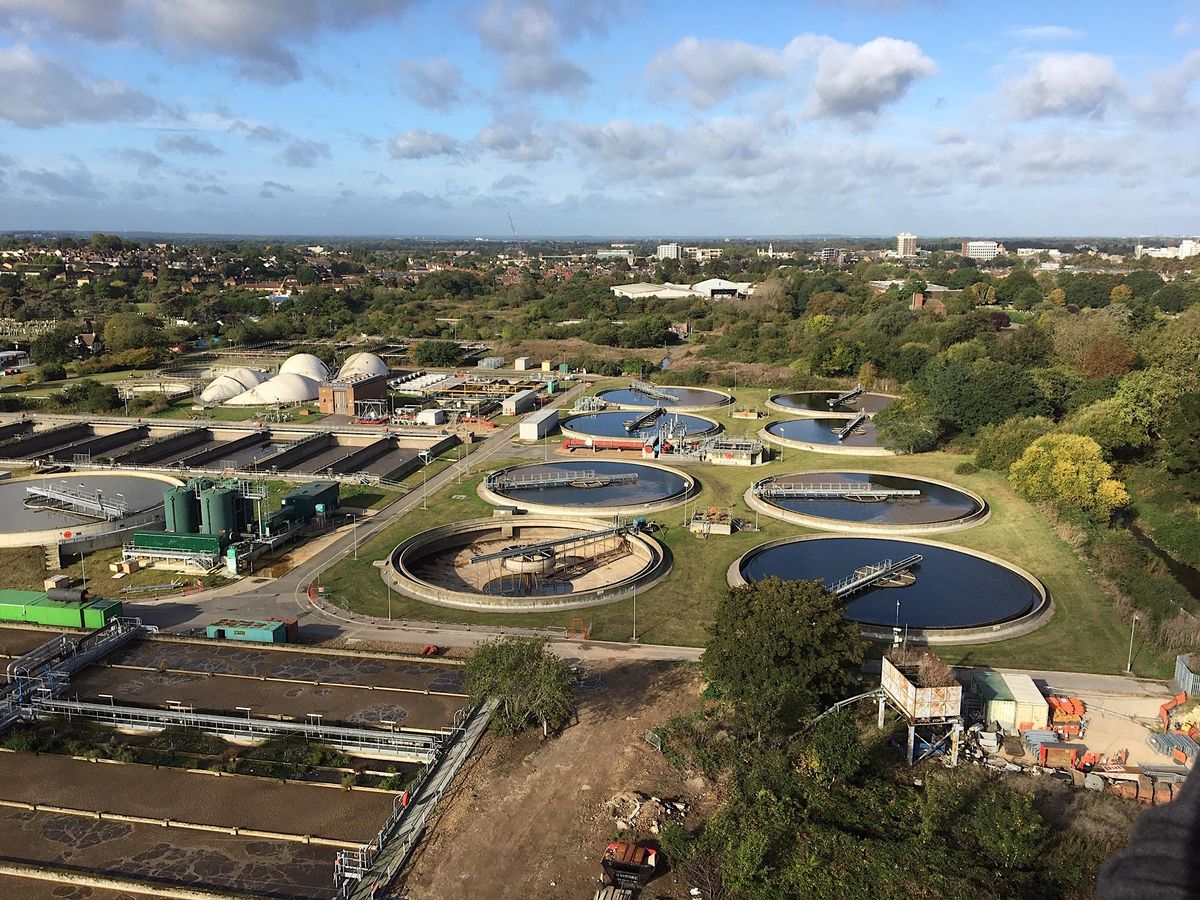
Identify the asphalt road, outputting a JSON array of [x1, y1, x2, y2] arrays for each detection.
[[125, 382, 706, 664]]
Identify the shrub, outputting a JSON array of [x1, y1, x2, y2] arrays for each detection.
[[954, 461, 978, 475]]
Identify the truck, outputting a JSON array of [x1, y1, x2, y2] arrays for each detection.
[[600, 842, 658, 890]]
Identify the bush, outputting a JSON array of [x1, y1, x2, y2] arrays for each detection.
[[36, 362, 66, 382], [973, 415, 1055, 471], [954, 461, 978, 475]]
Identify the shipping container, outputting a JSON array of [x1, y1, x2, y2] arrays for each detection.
[[1001, 674, 1050, 732], [132, 531, 222, 554], [973, 671, 1018, 731], [205, 618, 288, 643], [0, 590, 122, 629]]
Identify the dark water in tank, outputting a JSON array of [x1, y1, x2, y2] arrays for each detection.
[[740, 537, 1040, 629], [563, 411, 717, 438], [765, 417, 882, 448], [763, 472, 982, 525], [771, 391, 894, 413], [491, 461, 689, 507], [598, 386, 728, 408]]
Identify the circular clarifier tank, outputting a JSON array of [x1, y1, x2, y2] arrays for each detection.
[[0, 472, 183, 548], [746, 471, 988, 534], [730, 535, 1048, 640], [595, 385, 732, 411], [479, 460, 694, 516], [387, 516, 670, 612], [560, 411, 720, 440], [767, 390, 896, 417], [760, 417, 891, 455]]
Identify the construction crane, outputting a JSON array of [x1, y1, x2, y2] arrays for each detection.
[[507, 212, 525, 258]]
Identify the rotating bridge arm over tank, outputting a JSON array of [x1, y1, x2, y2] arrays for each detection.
[[830, 554, 923, 598], [828, 383, 865, 408], [488, 470, 640, 491], [468, 522, 644, 565], [756, 481, 921, 501], [629, 380, 679, 403], [624, 407, 665, 433], [837, 411, 869, 441]]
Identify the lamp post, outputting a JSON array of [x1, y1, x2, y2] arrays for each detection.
[[351, 513, 358, 560], [1126, 615, 1138, 673]]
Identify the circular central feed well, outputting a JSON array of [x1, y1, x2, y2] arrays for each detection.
[[388, 516, 670, 611], [767, 390, 896, 417], [746, 471, 988, 534], [0, 472, 183, 548], [560, 411, 720, 440], [730, 535, 1048, 643], [479, 460, 694, 516], [596, 385, 732, 411], [760, 417, 891, 455]]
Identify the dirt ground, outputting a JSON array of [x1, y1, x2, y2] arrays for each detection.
[[397, 659, 711, 900], [0, 806, 338, 899], [72, 664, 465, 732], [0, 754, 394, 843]]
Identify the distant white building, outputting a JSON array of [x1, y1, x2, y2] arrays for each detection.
[[961, 240, 1003, 261], [897, 232, 918, 257], [756, 243, 791, 259], [656, 242, 681, 260], [1180, 239, 1200, 259], [596, 248, 633, 259], [610, 279, 753, 300], [684, 246, 723, 262], [1016, 248, 1063, 259]]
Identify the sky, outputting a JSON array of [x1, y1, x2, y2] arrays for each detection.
[[0, 0, 1198, 238]]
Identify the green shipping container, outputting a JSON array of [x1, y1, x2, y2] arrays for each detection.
[[82, 600, 122, 629], [133, 532, 222, 554]]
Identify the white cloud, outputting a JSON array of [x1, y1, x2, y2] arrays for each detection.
[[397, 57, 466, 110], [1004, 53, 1123, 119], [1011, 26, 1083, 41], [1139, 50, 1200, 123], [0, 0, 415, 84], [19, 158, 105, 198], [809, 37, 938, 118], [475, 122, 555, 162], [115, 147, 165, 176], [156, 133, 222, 156], [387, 129, 463, 159], [277, 139, 331, 167], [0, 44, 157, 128], [647, 37, 792, 108], [474, 0, 602, 95]]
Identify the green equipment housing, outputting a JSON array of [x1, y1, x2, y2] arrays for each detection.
[[0, 589, 123, 629], [280, 481, 340, 523], [205, 617, 293, 644]]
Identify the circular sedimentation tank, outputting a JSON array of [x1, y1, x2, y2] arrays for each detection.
[[479, 460, 694, 516], [595, 385, 733, 411], [760, 417, 891, 455], [767, 390, 896, 417], [387, 516, 670, 612], [560, 410, 720, 440], [729, 535, 1048, 642], [0, 472, 183, 548], [746, 471, 988, 534]]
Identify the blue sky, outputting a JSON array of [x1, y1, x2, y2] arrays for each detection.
[[0, 0, 1198, 237]]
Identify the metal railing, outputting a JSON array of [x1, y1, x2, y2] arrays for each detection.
[[757, 482, 921, 501], [489, 469, 638, 491], [629, 381, 679, 403], [837, 411, 869, 441], [828, 383, 865, 407], [830, 555, 923, 598], [468, 522, 638, 565], [624, 407, 665, 433], [24, 481, 129, 519]]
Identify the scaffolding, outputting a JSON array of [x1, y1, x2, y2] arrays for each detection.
[[24, 481, 129, 520]]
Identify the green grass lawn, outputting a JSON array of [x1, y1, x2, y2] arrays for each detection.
[[317, 379, 1172, 676]]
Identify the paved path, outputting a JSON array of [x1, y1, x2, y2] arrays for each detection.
[[123, 383, 704, 665]]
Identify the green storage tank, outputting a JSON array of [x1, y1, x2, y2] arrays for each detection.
[[200, 485, 237, 539], [163, 485, 199, 534]]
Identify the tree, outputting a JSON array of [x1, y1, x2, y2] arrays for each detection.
[[1164, 392, 1200, 496], [462, 637, 575, 737], [1009, 433, 1130, 520], [701, 577, 865, 741], [973, 415, 1054, 471], [1110, 284, 1133, 305], [795, 710, 868, 785], [918, 357, 1049, 434], [971, 787, 1049, 871], [1067, 398, 1150, 456], [873, 395, 944, 453], [103, 312, 163, 353], [31, 325, 78, 365], [411, 339, 461, 367]]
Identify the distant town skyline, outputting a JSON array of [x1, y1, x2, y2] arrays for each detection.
[[1, 0, 1198, 237]]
